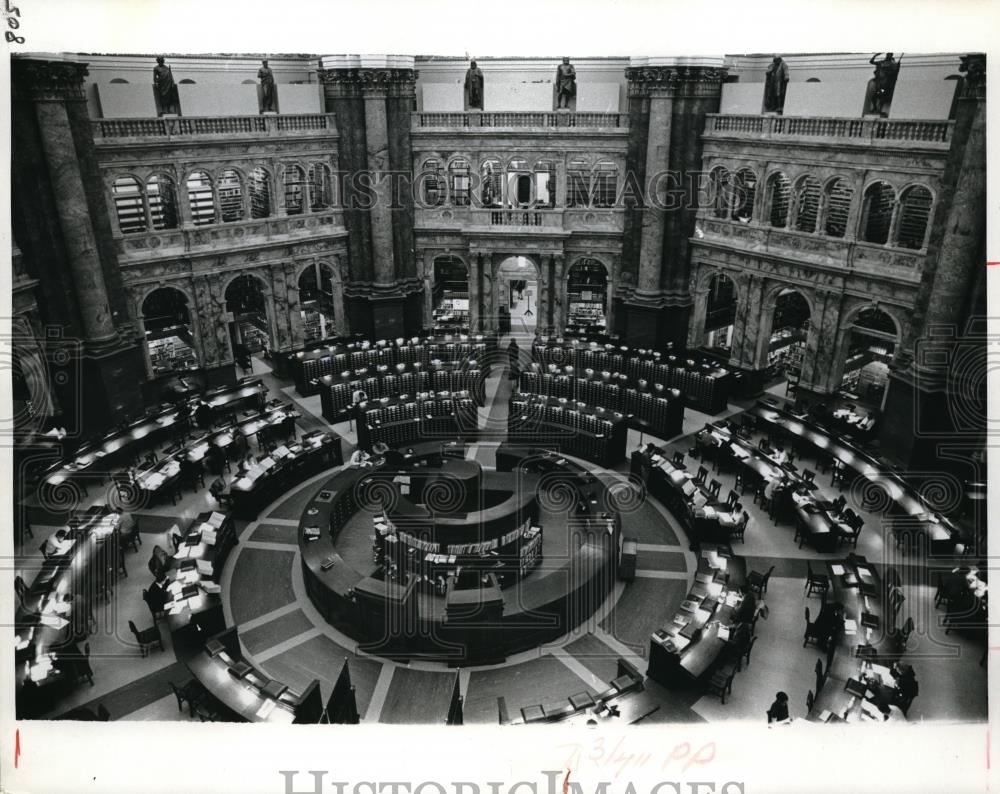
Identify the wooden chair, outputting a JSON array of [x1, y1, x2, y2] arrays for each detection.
[[209, 478, 234, 510], [14, 575, 28, 606], [143, 587, 167, 623], [802, 469, 816, 484], [705, 664, 737, 704], [737, 635, 757, 671], [128, 619, 164, 656], [890, 589, 906, 619], [730, 511, 749, 544], [170, 531, 184, 553], [708, 479, 722, 499], [894, 616, 915, 653], [837, 515, 863, 548], [803, 607, 824, 647], [170, 679, 209, 715], [118, 514, 141, 552], [725, 489, 739, 508], [934, 572, 952, 609], [814, 658, 826, 694], [748, 565, 775, 597], [694, 465, 708, 485], [805, 560, 830, 597], [671, 451, 685, 469]]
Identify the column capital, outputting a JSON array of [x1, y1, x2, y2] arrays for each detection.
[[318, 67, 418, 98], [959, 53, 986, 100], [625, 64, 727, 99], [12, 58, 89, 102]]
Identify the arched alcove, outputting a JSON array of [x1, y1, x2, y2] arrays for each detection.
[[141, 287, 199, 374], [836, 305, 898, 408], [432, 256, 470, 333], [702, 272, 739, 354], [225, 274, 271, 372], [496, 256, 540, 335], [767, 288, 812, 380], [566, 258, 609, 334], [299, 262, 337, 342]]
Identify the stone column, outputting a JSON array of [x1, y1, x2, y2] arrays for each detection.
[[466, 253, 481, 333], [536, 256, 552, 336], [879, 54, 987, 469], [635, 89, 674, 297], [479, 251, 495, 333], [552, 254, 567, 335], [421, 250, 436, 329], [363, 95, 395, 285], [687, 279, 709, 348], [797, 288, 844, 396], [25, 63, 118, 347]]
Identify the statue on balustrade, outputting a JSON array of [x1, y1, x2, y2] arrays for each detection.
[[555, 57, 576, 109], [762, 55, 789, 113], [465, 59, 484, 110], [864, 52, 902, 116], [153, 56, 180, 116], [258, 59, 277, 113]]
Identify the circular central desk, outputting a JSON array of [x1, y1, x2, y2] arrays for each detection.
[[298, 448, 621, 664]]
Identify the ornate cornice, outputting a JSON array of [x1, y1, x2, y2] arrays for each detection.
[[959, 53, 986, 100], [626, 65, 728, 98], [12, 58, 89, 102], [318, 68, 419, 98]]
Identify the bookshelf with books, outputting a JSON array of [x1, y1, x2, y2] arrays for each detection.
[[356, 394, 479, 451], [508, 394, 628, 467]]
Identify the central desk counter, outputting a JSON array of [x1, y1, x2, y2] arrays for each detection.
[[299, 447, 621, 663]]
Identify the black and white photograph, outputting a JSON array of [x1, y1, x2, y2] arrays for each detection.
[[1, 2, 996, 793]]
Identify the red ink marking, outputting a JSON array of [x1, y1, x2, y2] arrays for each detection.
[[562, 769, 571, 794], [988, 262, 1000, 267], [14, 728, 20, 769]]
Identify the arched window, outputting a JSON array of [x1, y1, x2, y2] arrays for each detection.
[[709, 166, 731, 219], [112, 176, 145, 234], [186, 171, 215, 226], [284, 164, 306, 216], [218, 169, 244, 222], [449, 159, 471, 207], [507, 158, 531, 207], [767, 172, 791, 228], [567, 157, 590, 208], [824, 178, 853, 238], [535, 160, 555, 208], [249, 166, 272, 219], [422, 158, 444, 207], [592, 161, 618, 208], [480, 159, 502, 207], [146, 174, 178, 231], [896, 186, 933, 250], [793, 175, 822, 233], [299, 262, 336, 341], [731, 168, 757, 222], [308, 162, 333, 210], [861, 181, 895, 244]]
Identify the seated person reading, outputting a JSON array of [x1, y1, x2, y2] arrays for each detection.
[[349, 448, 372, 468], [43, 529, 73, 557]]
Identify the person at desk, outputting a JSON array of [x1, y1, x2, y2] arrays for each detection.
[[42, 529, 73, 558], [877, 701, 907, 722], [767, 691, 790, 723], [772, 446, 789, 465], [194, 401, 213, 429], [814, 601, 845, 648], [349, 448, 372, 468], [892, 664, 919, 711]]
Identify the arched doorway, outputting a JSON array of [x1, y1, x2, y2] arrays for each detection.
[[496, 256, 539, 336], [225, 274, 271, 374], [432, 256, 470, 334], [837, 306, 897, 409], [766, 289, 811, 384], [566, 258, 608, 335], [702, 273, 738, 354], [299, 263, 336, 343], [141, 287, 199, 375]]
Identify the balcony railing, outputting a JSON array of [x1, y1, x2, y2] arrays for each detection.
[[413, 111, 627, 130], [92, 114, 337, 140], [705, 114, 953, 145]]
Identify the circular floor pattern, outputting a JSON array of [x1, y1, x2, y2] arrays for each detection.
[[224, 454, 696, 723]]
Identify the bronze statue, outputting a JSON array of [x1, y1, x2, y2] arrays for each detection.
[[763, 55, 789, 113], [465, 59, 484, 110], [153, 56, 180, 115], [258, 59, 277, 112], [556, 57, 576, 109], [864, 52, 902, 116]]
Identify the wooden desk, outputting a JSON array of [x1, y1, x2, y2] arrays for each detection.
[[753, 401, 960, 554]]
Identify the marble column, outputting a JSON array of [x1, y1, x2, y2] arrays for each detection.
[[552, 254, 567, 334], [798, 288, 844, 394], [467, 254, 481, 333], [687, 282, 710, 348], [34, 91, 118, 346], [536, 256, 552, 336], [636, 92, 674, 296], [364, 95, 396, 286], [421, 251, 435, 329], [479, 252, 495, 334]]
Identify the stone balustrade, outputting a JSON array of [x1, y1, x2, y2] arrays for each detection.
[[92, 113, 337, 140], [412, 111, 628, 130], [705, 114, 952, 146]]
